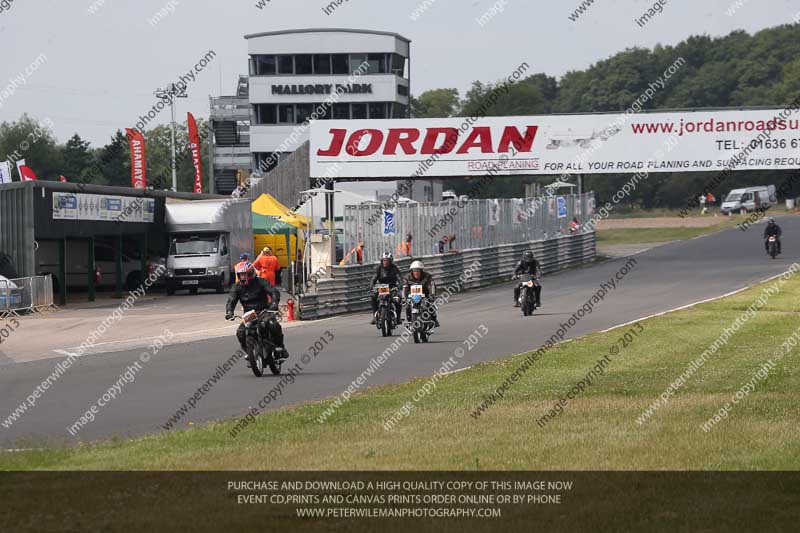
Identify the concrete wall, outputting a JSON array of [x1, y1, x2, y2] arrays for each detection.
[[249, 142, 310, 209], [298, 232, 596, 320]]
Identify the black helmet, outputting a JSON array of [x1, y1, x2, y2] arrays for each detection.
[[523, 251, 534, 262], [768, 218, 776, 224]]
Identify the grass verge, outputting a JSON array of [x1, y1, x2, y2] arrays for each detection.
[[2, 272, 800, 471], [596, 223, 734, 245]]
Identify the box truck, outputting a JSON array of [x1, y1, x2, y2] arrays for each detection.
[[164, 199, 253, 295]]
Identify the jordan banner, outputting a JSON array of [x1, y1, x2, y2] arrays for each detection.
[[187, 113, 203, 194], [310, 108, 800, 178], [125, 128, 147, 189]]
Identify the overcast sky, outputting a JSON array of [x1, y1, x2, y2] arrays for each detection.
[[0, 0, 798, 146]]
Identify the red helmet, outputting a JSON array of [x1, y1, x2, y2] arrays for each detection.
[[236, 261, 256, 286]]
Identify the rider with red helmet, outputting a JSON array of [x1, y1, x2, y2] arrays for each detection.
[[226, 262, 288, 359]]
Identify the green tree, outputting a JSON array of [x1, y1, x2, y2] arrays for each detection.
[[0, 114, 62, 180], [96, 130, 130, 187], [144, 118, 210, 192], [61, 134, 94, 183], [411, 88, 460, 118]]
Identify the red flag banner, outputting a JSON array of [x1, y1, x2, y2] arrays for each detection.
[[19, 165, 39, 181], [59, 175, 68, 183], [125, 128, 147, 189], [187, 113, 203, 194]]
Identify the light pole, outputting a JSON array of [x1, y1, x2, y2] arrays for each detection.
[[154, 83, 187, 191]]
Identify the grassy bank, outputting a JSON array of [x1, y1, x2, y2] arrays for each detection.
[[595, 226, 724, 245], [3, 274, 800, 471]]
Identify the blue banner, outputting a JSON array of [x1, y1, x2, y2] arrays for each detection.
[[383, 210, 396, 235]]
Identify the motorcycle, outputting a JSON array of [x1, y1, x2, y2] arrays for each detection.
[[374, 283, 400, 337], [407, 284, 434, 344], [515, 273, 539, 317], [230, 309, 283, 377], [767, 236, 780, 259]]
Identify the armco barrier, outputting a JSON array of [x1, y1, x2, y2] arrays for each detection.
[[298, 232, 596, 320], [0, 275, 56, 318]]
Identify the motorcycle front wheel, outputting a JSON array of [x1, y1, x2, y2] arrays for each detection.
[[246, 337, 264, 377], [379, 307, 389, 337]]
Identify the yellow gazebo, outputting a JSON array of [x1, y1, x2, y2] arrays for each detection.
[[251, 194, 311, 268]]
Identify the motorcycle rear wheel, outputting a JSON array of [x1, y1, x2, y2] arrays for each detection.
[[267, 353, 282, 375]]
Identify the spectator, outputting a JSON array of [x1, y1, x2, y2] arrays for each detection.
[[699, 194, 707, 215], [253, 247, 280, 286], [447, 234, 458, 253], [706, 193, 716, 213], [293, 247, 304, 291], [397, 233, 412, 257], [437, 236, 449, 254], [340, 242, 365, 266], [570, 217, 580, 234]]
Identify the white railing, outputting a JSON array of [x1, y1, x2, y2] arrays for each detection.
[[0, 275, 57, 318]]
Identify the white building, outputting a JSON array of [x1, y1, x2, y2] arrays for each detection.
[[209, 28, 441, 203]]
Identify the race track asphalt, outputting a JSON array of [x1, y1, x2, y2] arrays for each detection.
[[1, 216, 798, 446]]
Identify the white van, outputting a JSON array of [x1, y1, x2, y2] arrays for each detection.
[[720, 186, 777, 214]]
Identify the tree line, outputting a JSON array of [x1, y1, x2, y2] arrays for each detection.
[[411, 24, 800, 207], [0, 114, 208, 193]]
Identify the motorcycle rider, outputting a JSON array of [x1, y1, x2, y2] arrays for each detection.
[[234, 253, 250, 283], [402, 260, 440, 328], [513, 251, 542, 307], [764, 218, 782, 255], [225, 262, 289, 360], [370, 252, 403, 325]]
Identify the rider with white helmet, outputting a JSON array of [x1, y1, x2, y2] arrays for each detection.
[[402, 260, 440, 328]]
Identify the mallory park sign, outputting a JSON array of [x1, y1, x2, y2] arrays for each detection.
[[272, 83, 373, 96]]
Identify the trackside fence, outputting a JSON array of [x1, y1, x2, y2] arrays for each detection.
[[342, 193, 592, 265]]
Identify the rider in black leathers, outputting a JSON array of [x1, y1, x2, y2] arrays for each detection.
[[225, 262, 288, 359], [402, 260, 440, 327], [370, 252, 403, 324], [513, 251, 542, 307], [764, 218, 782, 255]]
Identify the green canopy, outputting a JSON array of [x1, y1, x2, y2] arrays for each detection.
[[252, 213, 295, 236]]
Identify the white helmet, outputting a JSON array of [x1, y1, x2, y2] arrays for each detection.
[[410, 260, 424, 271]]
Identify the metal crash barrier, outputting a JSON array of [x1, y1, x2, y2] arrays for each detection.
[[0, 275, 58, 318], [298, 232, 596, 320]]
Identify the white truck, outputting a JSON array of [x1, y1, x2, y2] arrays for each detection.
[[164, 199, 253, 295], [720, 185, 777, 214]]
